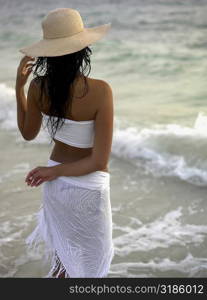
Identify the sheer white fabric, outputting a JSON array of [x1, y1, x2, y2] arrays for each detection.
[[26, 159, 114, 278]]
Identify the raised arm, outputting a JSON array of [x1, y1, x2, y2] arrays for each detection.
[[54, 80, 114, 177]]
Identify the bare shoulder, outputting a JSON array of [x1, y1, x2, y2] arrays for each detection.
[[88, 77, 112, 90], [29, 77, 47, 109], [27, 78, 41, 99], [87, 77, 113, 103], [29, 77, 44, 95]]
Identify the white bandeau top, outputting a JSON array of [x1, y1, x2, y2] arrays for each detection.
[[41, 112, 95, 148]]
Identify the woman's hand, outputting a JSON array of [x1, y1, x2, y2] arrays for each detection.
[[25, 166, 58, 187], [16, 55, 35, 87]]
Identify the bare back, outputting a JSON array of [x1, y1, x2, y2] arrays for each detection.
[[40, 76, 109, 172]]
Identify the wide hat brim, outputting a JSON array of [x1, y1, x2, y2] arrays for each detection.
[[19, 23, 111, 57]]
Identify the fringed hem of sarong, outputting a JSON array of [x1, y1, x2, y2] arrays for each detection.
[[44, 245, 115, 278], [44, 250, 71, 278], [25, 204, 72, 278], [25, 204, 55, 268], [26, 204, 115, 278]]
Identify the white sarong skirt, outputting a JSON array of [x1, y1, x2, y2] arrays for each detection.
[[25, 159, 114, 278]]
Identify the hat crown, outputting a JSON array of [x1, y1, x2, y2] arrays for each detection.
[[42, 8, 84, 39]]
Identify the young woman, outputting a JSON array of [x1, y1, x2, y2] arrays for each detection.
[[16, 8, 114, 278]]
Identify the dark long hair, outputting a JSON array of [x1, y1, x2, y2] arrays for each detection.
[[32, 46, 92, 143]]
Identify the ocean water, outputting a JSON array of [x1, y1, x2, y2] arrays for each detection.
[[1, 0, 207, 277]]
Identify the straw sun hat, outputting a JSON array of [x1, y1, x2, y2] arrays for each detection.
[[19, 7, 111, 57]]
